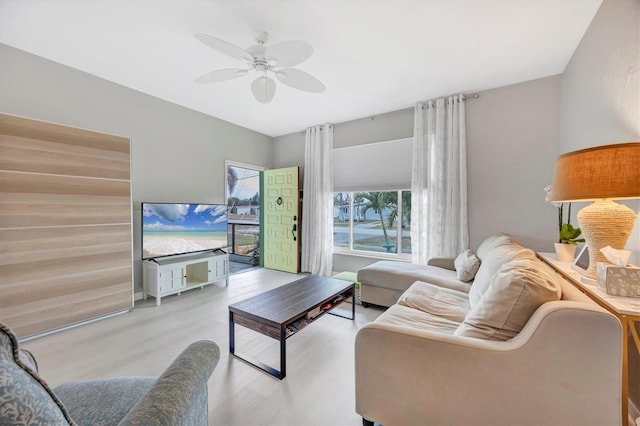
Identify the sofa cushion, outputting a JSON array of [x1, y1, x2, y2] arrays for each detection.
[[0, 323, 73, 426], [376, 304, 460, 335], [476, 233, 521, 260], [357, 261, 472, 294], [454, 256, 562, 341], [398, 281, 470, 323], [426, 257, 456, 270], [54, 377, 155, 425], [468, 244, 529, 308], [454, 250, 481, 282]]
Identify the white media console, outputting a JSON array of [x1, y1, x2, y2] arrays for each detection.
[[142, 251, 229, 306]]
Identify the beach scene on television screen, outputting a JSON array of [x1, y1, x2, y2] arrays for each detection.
[[143, 203, 228, 258]]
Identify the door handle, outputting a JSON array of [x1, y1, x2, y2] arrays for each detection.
[[292, 224, 297, 241]]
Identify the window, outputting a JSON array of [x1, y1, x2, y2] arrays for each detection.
[[332, 137, 412, 258], [225, 161, 264, 264], [333, 190, 411, 257]]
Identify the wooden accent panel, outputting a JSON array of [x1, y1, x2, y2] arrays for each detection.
[[1, 225, 132, 283], [0, 113, 133, 338], [5, 289, 132, 339], [0, 172, 131, 227], [0, 114, 130, 156], [0, 267, 132, 307], [0, 134, 130, 179]]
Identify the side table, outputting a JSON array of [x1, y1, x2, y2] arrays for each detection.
[[539, 252, 640, 426]]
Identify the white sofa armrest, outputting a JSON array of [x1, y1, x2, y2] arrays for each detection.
[[426, 257, 456, 270], [355, 301, 622, 425]]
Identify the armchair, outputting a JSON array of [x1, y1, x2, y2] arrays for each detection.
[[0, 322, 220, 425]]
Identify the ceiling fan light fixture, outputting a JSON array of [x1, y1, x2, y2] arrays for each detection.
[[251, 75, 276, 103]]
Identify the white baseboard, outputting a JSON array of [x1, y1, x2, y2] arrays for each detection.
[[20, 309, 131, 342], [134, 291, 144, 301]]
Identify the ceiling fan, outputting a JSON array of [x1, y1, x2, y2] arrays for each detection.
[[194, 31, 326, 103]]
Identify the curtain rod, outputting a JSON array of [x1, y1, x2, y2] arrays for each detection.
[[422, 93, 480, 102], [419, 93, 480, 109]]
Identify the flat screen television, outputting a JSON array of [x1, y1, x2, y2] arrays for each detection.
[[142, 203, 228, 260]]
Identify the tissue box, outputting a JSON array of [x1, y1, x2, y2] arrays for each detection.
[[596, 262, 640, 297]]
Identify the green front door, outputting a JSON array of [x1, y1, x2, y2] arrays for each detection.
[[262, 167, 300, 273]]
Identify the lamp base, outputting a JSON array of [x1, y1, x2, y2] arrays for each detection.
[[578, 199, 637, 277]]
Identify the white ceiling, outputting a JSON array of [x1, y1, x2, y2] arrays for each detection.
[[0, 0, 602, 137]]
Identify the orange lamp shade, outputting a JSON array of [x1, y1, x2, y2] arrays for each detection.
[[548, 142, 640, 203]]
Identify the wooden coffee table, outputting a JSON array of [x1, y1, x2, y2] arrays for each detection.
[[229, 275, 355, 379]]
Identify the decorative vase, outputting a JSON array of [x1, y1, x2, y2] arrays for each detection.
[[554, 242, 577, 263]]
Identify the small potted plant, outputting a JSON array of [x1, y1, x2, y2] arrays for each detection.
[[545, 185, 585, 262]]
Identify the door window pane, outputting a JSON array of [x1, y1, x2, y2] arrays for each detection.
[[227, 164, 260, 261]]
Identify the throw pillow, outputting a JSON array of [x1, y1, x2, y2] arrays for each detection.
[[454, 250, 481, 282], [468, 244, 531, 308], [454, 256, 562, 341], [476, 233, 522, 260]]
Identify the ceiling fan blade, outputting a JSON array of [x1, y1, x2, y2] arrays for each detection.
[[266, 41, 313, 67], [251, 76, 276, 103], [194, 68, 248, 84], [194, 33, 253, 62], [276, 68, 326, 93]]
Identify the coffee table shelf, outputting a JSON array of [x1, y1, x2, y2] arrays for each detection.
[[284, 291, 352, 337], [229, 275, 355, 379]]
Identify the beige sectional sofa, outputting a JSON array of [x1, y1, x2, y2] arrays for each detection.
[[356, 258, 472, 307], [355, 234, 623, 426]]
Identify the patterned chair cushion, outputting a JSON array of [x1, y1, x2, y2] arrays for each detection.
[[54, 377, 156, 426], [0, 323, 74, 426]]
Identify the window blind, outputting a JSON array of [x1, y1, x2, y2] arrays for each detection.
[[333, 137, 412, 192]]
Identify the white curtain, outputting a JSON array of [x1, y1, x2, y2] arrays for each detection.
[[411, 95, 468, 264], [301, 123, 334, 276]]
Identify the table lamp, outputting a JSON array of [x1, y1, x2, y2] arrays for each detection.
[[548, 142, 640, 277]]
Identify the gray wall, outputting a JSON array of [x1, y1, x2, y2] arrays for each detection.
[[561, 0, 639, 152], [466, 76, 561, 251], [560, 0, 640, 263], [0, 43, 273, 293], [273, 76, 562, 273]]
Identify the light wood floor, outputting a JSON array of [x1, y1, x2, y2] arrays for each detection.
[[21, 268, 383, 425]]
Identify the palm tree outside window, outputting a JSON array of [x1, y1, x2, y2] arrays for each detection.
[[333, 190, 411, 256]]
